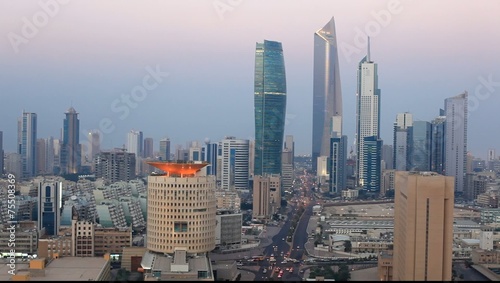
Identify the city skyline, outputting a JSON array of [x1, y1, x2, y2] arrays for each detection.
[[1, 1, 500, 159]]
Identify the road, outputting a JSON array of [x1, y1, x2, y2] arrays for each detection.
[[251, 174, 316, 281], [453, 261, 490, 281]]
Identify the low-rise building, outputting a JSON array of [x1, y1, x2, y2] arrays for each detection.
[[215, 210, 242, 251], [0, 222, 38, 254], [471, 249, 500, 264], [140, 250, 214, 281], [11, 255, 111, 281]]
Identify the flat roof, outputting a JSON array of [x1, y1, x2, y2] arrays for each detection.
[[36, 257, 108, 281], [0, 263, 29, 281]]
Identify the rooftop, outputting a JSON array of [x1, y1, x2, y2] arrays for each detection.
[[37, 257, 108, 281], [147, 161, 208, 176]]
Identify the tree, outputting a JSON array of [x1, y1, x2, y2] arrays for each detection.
[[344, 240, 352, 253], [336, 264, 351, 281]]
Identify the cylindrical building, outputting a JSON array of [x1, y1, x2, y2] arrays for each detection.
[[146, 161, 216, 254]]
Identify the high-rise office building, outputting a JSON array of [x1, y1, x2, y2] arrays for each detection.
[[254, 40, 287, 176], [142, 161, 215, 280], [381, 144, 393, 170], [88, 130, 101, 159], [312, 17, 342, 173], [487, 149, 496, 163], [45, 137, 55, 174], [362, 136, 382, 192], [94, 150, 136, 183], [36, 138, 47, 175], [0, 131, 3, 176], [355, 40, 380, 187], [329, 133, 347, 194], [143, 138, 153, 158], [431, 115, 446, 174], [61, 107, 81, 174], [38, 181, 62, 236], [126, 130, 143, 176], [219, 137, 249, 190], [393, 171, 453, 281], [408, 121, 432, 171], [159, 138, 171, 161], [249, 140, 255, 177], [282, 135, 294, 190], [252, 175, 270, 220], [444, 92, 468, 193], [18, 111, 37, 178], [188, 141, 203, 161], [393, 112, 413, 171], [5, 153, 22, 177], [204, 141, 218, 176], [284, 135, 295, 169]]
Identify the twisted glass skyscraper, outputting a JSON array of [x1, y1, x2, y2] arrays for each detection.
[[254, 40, 287, 176], [312, 17, 343, 173]]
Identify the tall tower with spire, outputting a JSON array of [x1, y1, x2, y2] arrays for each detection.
[[312, 17, 343, 173], [355, 38, 381, 191]]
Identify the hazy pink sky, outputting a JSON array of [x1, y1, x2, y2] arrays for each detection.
[[1, 0, 500, 158]]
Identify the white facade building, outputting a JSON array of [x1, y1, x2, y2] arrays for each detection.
[[355, 43, 380, 187], [219, 137, 249, 190]]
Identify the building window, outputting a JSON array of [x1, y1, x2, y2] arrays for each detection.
[[174, 222, 188, 232]]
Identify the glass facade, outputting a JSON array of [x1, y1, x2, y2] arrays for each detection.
[[18, 112, 37, 178], [61, 107, 81, 174], [312, 17, 343, 172], [431, 116, 446, 174], [362, 136, 382, 192], [408, 121, 432, 171], [329, 135, 347, 194], [254, 40, 287, 176]]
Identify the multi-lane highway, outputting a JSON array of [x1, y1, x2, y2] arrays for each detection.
[[252, 175, 316, 281]]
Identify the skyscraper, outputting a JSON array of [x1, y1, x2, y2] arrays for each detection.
[[203, 140, 217, 176], [159, 138, 170, 161], [362, 136, 382, 192], [381, 144, 393, 170], [18, 111, 37, 178], [126, 130, 143, 175], [36, 138, 47, 175], [393, 112, 413, 171], [219, 137, 249, 190], [254, 40, 287, 176], [88, 130, 101, 159], [143, 137, 153, 158], [355, 40, 381, 187], [393, 171, 453, 281], [329, 133, 347, 194], [431, 115, 446, 174], [0, 131, 3, 176], [38, 180, 62, 236], [312, 17, 342, 173], [61, 107, 81, 174], [408, 121, 432, 171], [444, 92, 468, 193], [284, 135, 295, 169], [44, 136, 55, 175]]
